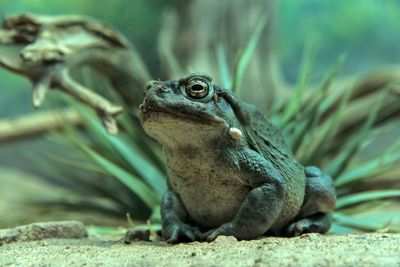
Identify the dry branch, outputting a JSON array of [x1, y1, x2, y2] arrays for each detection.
[[0, 109, 82, 144], [0, 13, 150, 134]]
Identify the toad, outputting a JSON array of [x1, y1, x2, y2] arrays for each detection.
[[139, 73, 336, 243]]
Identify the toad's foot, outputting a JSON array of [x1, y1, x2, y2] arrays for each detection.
[[203, 222, 237, 242], [163, 222, 202, 244], [285, 213, 332, 236]]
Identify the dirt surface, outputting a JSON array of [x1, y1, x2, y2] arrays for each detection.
[[0, 233, 399, 267], [1, 169, 399, 266]]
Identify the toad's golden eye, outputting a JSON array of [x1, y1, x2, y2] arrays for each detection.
[[185, 79, 210, 99]]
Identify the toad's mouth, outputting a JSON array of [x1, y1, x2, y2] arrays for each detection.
[[139, 96, 225, 126]]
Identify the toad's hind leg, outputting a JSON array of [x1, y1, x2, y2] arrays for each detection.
[[285, 166, 336, 236]]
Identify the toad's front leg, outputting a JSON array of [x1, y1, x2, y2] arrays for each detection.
[[161, 189, 202, 243], [205, 149, 285, 241], [205, 183, 284, 241]]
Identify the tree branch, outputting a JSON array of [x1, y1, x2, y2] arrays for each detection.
[[0, 13, 150, 134], [0, 109, 82, 145]]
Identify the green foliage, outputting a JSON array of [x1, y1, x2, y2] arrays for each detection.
[[275, 53, 400, 233], [231, 16, 268, 93], [278, 0, 400, 80], [39, 87, 167, 220]]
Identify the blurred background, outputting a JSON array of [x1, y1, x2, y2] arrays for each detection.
[[0, 0, 399, 233]]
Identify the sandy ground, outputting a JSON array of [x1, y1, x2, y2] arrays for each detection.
[[1, 168, 400, 266], [0, 233, 399, 267]]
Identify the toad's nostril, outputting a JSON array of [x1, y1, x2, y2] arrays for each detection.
[[159, 85, 170, 92]]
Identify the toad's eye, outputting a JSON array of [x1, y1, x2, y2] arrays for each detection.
[[185, 79, 210, 99]]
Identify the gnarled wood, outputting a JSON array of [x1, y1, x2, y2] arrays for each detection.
[[0, 13, 150, 134]]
